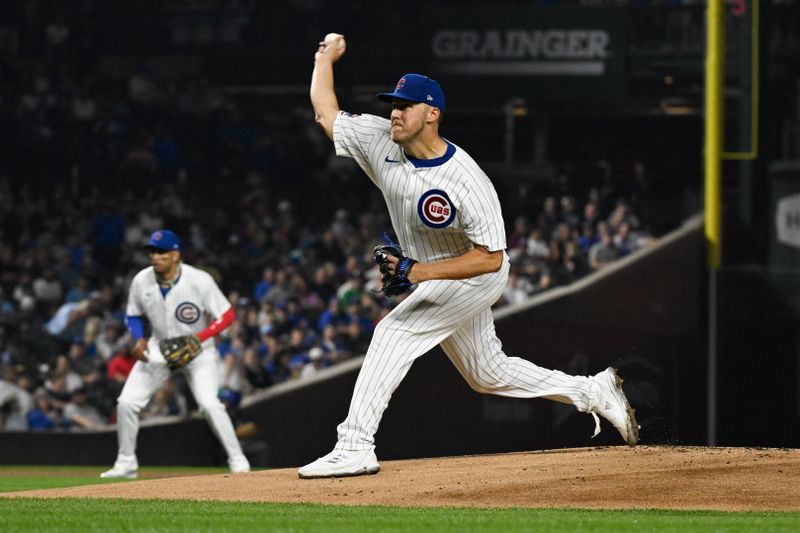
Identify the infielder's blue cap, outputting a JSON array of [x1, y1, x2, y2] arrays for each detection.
[[145, 229, 181, 252], [377, 73, 446, 113]]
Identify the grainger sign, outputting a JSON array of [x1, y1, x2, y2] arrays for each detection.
[[424, 7, 625, 102], [433, 30, 611, 76]]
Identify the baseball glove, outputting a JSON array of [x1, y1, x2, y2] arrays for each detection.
[[159, 335, 202, 370], [373, 232, 417, 297]]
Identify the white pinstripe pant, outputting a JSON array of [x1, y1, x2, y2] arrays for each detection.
[[335, 260, 596, 451]]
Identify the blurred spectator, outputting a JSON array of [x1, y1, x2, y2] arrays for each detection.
[[48, 355, 83, 395], [0, 368, 32, 431], [63, 387, 106, 429], [253, 267, 274, 302], [27, 388, 63, 430], [537, 196, 560, 236], [560, 196, 581, 229], [556, 240, 590, 284], [66, 341, 100, 386], [578, 222, 599, 253], [502, 272, 535, 307], [243, 348, 272, 390], [33, 269, 63, 307], [589, 223, 621, 270], [300, 347, 325, 379], [44, 292, 100, 342], [219, 338, 246, 408], [582, 200, 601, 230], [507, 216, 529, 251], [319, 324, 345, 361], [526, 228, 550, 261], [65, 277, 91, 304], [106, 346, 136, 384], [95, 320, 127, 362], [613, 221, 635, 257]]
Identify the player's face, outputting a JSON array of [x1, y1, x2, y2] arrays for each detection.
[[149, 249, 180, 275], [390, 100, 429, 144]]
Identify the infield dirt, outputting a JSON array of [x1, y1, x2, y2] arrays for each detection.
[[5, 446, 799, 511]]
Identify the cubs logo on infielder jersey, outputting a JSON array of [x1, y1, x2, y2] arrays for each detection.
[[175, 302, 201, 324]]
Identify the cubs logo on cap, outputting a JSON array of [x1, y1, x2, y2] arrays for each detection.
[[418, 189, 456, 228]]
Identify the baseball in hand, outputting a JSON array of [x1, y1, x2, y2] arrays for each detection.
[[323, 33, 346, 50]]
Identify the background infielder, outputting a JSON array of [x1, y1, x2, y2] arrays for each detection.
[[298, 35, 639, 479], [101, 230, 250, 478]]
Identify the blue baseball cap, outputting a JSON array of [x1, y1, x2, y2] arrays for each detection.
[[144, 229, 181, 252], [377, 73, 446, 113]]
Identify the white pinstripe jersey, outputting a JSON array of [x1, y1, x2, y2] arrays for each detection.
[[333, 112, 507, 263], [126, 263, 228, 350]]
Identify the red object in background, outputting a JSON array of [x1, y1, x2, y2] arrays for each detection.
[[107, 353, 136, 381]]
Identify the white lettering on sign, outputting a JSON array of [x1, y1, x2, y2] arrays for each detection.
[[432, 30, 609, 59], [776, 192, 800, 249], [432, 29, 610, 76]]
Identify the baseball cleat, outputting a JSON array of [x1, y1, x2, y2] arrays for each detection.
[[100, 453, 138, 479], [590, 367, 640, 446], [298, 448, 380, 479], [100, 466, 137, 479], [228, 454, 251, 473]]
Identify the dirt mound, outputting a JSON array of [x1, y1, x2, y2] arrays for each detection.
[[5, 446, 799, 511]]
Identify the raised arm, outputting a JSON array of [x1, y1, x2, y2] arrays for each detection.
[[311, 33, 347, 140]]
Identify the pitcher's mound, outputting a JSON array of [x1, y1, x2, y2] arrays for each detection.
[[6, 446, 800, 511]]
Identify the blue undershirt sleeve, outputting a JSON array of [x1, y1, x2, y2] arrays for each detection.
[[126, 315, 145, 341]]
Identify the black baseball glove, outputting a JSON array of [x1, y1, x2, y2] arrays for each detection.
[[373, 233, 417, 297], [159, 335, 202, 370]]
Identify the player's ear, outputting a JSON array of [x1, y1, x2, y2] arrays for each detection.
[[427, 106, 441, 126]]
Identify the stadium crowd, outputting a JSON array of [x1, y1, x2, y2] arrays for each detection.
[[0, 25, 654, 432]]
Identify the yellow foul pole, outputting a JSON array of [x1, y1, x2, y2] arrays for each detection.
[[705, 0, 725, 447]]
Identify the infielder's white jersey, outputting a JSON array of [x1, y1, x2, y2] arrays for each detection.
[[126, 263, 229, 362], [333, 112, 507, 262]]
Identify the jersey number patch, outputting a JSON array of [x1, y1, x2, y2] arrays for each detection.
[[175, 302, 201, 324], [418, 189, 456, 228]]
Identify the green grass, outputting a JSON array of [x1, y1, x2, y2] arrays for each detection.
[[1, 466, 797, 532], [0, 499, 798, 532], [0, 465, 229, 492]]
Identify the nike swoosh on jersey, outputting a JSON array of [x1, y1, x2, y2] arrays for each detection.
[[384, 156, 400, 163]]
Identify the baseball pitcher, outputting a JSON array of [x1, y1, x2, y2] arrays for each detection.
[[298, 35, 639, 479]]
